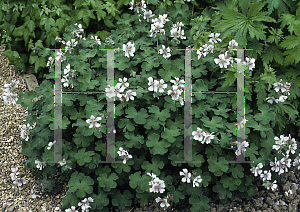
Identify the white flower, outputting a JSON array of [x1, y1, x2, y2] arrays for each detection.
[[156, 79, 167, 93], [266, 97, 279, 104], [105, 85, 116, 98], [115, 83, 126, 99], [167, 85, 182, 100], [270, 157, 280, 173], [274, 79, 286, 93], [3, 92, 18, 105], [170, 77, 184, 86], [65, 206, 78, 212], [278, 95, 288, 102], [147, 172, 158, 180], [61, 74, 71, 88], [196, 44, 209, 59], [117, 147, 132, 164], [47, 140, 57, 150], [206, 44, 215, 53], [214, 54, 230, 68], [170, 27, 186, 40], [35, 160, 44, 170], [10, 167, 19, 181], [155, 197, 170, 209], [116, 77, 129, 90], [271, 180, 278, 191], [125, 90, 136, 101], [245, 56, 255, 71], [193, 175, 202, 187], [86, 115, 102, 128], [237, 118, 248, 130], [202, 132, 215, 144], [123, 42, 135, 58], [149, 178, 165, 193], [260, 170, 272, 181], [159, 45, 171, 59], [208, 33, 222, 44], [148, 77, 159, 92], [13, 177, 27, 186], [228, 40, 238, 50], [253, 163, 263, 177], [286, 142, 297, 155], [192, 127, 205, 142], [179, 168, 192, 183], [143, 10, 155, 22]]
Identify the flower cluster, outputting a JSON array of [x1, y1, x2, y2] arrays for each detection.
[[105, 77, 137, 101], [20, 123, 34, 141], [148, 76, 185, 105], [146, 169, 202, 210], [65, 197, 94, 212], [117, 147, 133, 164], [266, 79, 292, 104], [192, 127, 215, 144], [251, 134, 299, 191], [10, 167, 26, 187], [2, 79, 19, 105]]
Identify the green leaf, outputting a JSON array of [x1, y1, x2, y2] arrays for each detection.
[[104, 16, 116, 28], [229, 164, 244, 178], [245, 143, 259, 158], [207, 156, 229, 176], [141, 56, 161, 72], [214, 1, 276, 48], [129, 172, 151, 194], [218, 132, 234, 148], [220, 175, 241, 191], [261, 45, 284, 65], [15, 90, 37, 111], [116, 13, 134, 27], [95, 8, 106, 21], [247, 185, 257, 196], [141, 156, 165, 175], [161, 125, 180, 143], [254, 104, 275, 125], [201, 116, 225, 133], [68, 172, 94, 198], [118, 118, 136, 132], [189, 194, 210, 212], [146, 133, 171, 155], [278, 13, 300, 36], [212, 103, 232, 118], [77, 49, 98, 61], [125, 107, 149, 125], [103, 1, 120, 17], [212, 182, 232, 199], [111, 190, 133, 209], [279, 35, 300, 66], [192, 101, 210, 118], [260, 64, 277, 91], [144, 114, 163, 130], [74, 148, 95, 166], [97, 172, 119, 192], [124, 131, 145, 148], [148, 105, 171, 121], [278, 102, 299, 123]]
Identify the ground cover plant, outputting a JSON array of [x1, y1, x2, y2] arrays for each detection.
[[2, 0, 300, 211]]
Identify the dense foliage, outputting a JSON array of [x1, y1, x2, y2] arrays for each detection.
[[2, 0, 300, 211]]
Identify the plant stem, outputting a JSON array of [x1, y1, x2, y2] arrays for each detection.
[[192, 3, 194, 16]]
